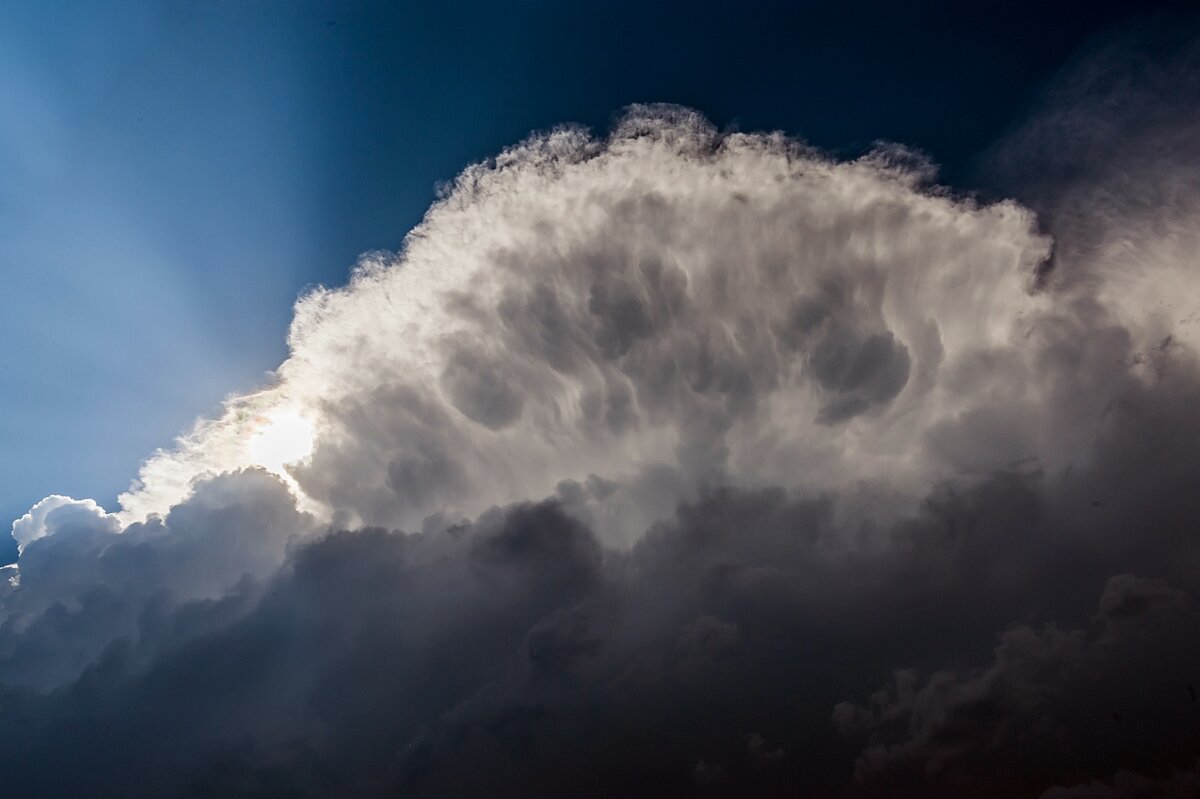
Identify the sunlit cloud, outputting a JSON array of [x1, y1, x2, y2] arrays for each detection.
[[245, 407, 316, 478]]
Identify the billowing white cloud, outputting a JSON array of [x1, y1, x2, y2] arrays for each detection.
[[109, 106, 1081, 547], [10, 494, 118, 553]]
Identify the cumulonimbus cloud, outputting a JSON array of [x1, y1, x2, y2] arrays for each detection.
[[3, 59, 1200, 796], [110, 105, 1069, 541]]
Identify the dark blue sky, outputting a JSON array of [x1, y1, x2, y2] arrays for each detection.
[[0, 0, 1167, 562]]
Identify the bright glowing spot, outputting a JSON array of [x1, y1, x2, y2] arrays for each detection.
[[247, 408, 315, 475]]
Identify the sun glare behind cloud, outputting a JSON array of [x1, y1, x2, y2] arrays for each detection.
[[246, 408, 316, 476]]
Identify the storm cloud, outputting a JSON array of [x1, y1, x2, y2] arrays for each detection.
[[4, 28, 1200, 796]]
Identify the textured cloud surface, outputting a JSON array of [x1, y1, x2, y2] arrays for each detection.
[[118, 105, 1054, 540], [4, 75, 1200, 796]]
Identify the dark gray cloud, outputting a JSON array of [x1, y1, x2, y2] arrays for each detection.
[[1043, 762, 1200, 799], [3, 358, 1200, 796]]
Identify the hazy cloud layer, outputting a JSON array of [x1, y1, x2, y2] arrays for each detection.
[[3, 28, 1200, 796]]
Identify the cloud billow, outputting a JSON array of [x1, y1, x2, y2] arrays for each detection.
[[3, 80, 1200, 797]]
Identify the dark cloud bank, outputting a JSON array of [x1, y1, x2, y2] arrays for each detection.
[[4, 25, 1200, 799]]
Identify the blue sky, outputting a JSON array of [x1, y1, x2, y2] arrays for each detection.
[[0, 0, 1158, 563]]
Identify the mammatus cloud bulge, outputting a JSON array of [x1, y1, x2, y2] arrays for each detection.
[[4, 102, 1200, 796]]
